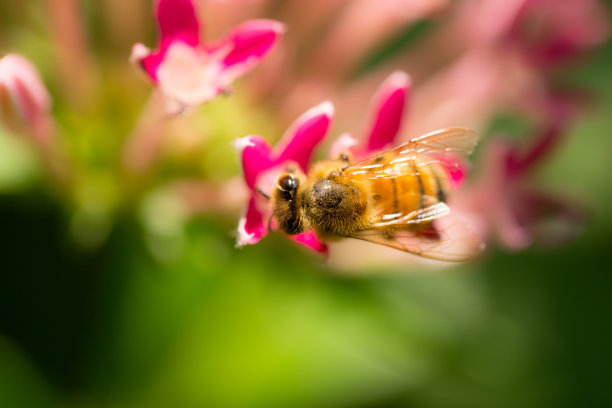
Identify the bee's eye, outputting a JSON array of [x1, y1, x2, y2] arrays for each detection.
[[278, 174, 298, 191]]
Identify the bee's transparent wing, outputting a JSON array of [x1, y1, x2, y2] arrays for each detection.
[[343, 127, 477, 179], [343, 127, 482, 261], [350, 204, 485, 261]]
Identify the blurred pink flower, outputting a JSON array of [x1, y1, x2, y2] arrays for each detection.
[[509, 0, 610, 68], [454, 97, 583, 249], [0, 54, 54, 143], [0, 53, 68, 184], [235, 101, 334, 252], [131, 0, 284, 110], [457, 0, 610, 68]]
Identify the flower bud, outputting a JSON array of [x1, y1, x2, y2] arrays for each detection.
[[0, 54, 52, 141]]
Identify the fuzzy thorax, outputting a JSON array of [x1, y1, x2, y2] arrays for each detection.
[[301, 161, 373, 238]]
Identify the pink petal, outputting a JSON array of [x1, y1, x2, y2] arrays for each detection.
[[328, 132, 359, 159], [132, 0, 201, 84], [132, 45, 164, 83], [435, 154, 469, 188], [365, 71, 410, 152], [213, 19, 285, 73], [155, 0, 201, 50], [289, 231, 329, 254], [236, 195, 268, 246], [273, 101, 334, 170], [235, 135, 274, 190], [0, 54, 51, 124]]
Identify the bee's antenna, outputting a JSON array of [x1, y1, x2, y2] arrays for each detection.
[[256, 188, 270, 200], [267, 214, 274, 231]]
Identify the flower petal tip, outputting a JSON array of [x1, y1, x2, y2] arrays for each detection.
[[130, 43, 150, 65], [0, 53, 51, 125], [366, 74, 409, 153], [236, 217, 259, 247], [155, 0, 201, 48], [273, 102, 334, 168], [329, 132, 359, 158], [233, 136, 256, 153], [338, 132, 359, 148], [387, 71, 412, 90], [261, 19, 286, 35], [305, 100, 335, 119], [241, 19, 286, 35]]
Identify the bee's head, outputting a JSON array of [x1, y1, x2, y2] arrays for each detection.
[[272, 172, 304, 235], [277, 173, 299, 198]]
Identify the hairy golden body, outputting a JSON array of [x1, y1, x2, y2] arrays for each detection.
[[298, 157, 449, 239], [271, 128, 484, 261]]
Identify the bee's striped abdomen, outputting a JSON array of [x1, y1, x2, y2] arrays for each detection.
[[370, 159, 450, 221]]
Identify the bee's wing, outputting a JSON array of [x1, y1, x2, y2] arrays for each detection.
[[344, 127, 482, 261], [350, 204, 485, 261], [343, 127, 477, 179]]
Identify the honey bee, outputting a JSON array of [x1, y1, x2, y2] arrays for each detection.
[[270, 128, 484, 261]]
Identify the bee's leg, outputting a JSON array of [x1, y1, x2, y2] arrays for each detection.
[[256, 187, 270, 200], [267, 214, 274, 231]]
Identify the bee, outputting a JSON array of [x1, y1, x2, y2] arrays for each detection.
[[270, 128, 484, 261]]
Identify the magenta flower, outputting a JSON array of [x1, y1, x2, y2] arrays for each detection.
[[235, 101, 334, 252], [330, 70, 469, 187], [131, 0, 284, 110]]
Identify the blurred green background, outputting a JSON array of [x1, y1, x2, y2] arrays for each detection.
[[1, 1, 612, 407]]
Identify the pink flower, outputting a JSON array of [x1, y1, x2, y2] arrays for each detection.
[[235, 101, 334, 252], [131, 0, 284, 110], [0, 54, 53, 141], [454, 97, 583, 249]]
